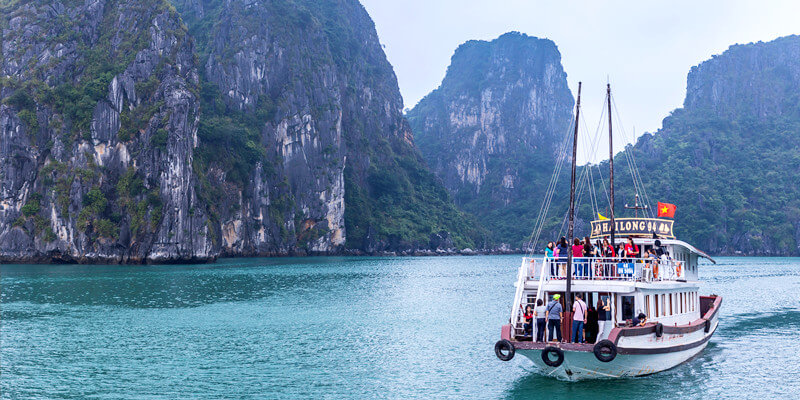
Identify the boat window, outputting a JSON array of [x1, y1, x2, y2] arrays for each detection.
[[669, 294, 673, 315], [621, 296, 634, 321], [685, 292, 688, 313], [654, 295, 659, 316], [684, 293, 688, 313], [682, 293, 686, 313]]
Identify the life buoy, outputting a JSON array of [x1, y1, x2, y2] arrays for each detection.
[[655, 322, 664, 338], [676, 262, 682, 277], [593, 340, 617, 362], [495, 339, 515, 361], [541, 346, 564, 367]]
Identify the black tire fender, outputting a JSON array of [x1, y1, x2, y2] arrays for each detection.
[[655, 322, 664, 338], [593, 339, 617, 363], [495, 339, 515, 361], [704, 319, 711, 333], [541, 346, 565, 367]]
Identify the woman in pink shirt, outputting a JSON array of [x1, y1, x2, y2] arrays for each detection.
[[572, 238, 584, 278]]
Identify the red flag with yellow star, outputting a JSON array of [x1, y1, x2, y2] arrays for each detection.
[[657, 202, 676, 218]]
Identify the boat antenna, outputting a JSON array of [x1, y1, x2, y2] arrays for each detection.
[[566, 81, 581, 336], [607, 84, 615, 248]]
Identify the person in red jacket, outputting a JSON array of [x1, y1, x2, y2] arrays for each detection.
[[624, 237, 639, 258]]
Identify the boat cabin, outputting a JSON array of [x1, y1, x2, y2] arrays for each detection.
[[509, 235, 716, 342]]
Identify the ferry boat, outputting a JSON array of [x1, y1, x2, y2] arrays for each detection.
[[494, 83, 722, 380]]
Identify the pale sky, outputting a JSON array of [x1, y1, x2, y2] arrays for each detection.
[[361, 0, 800, 162]]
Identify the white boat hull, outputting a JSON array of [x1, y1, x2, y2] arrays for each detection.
[[516, 316, 718, 381], [519, 341, 708, 380]]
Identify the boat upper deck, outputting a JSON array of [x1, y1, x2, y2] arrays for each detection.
[[522, 237, 714, 287], [525, 256, 692, 284]]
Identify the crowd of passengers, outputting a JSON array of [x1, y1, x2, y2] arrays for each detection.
[[543, 236, 670, 279], [520, 294, 649, 344]]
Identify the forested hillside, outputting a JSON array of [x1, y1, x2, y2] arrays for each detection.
[[610, 36, 800, 255]]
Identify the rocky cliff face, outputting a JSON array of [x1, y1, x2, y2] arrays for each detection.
[[1, 0, 212, 263], [172, 0, 348, 256], [684, 35, 800, 120], [0, 0, 482, 263], [407, 32, 574, 247], [172, 0, 484, 255]]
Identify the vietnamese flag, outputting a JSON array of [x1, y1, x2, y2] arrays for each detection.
[[657, 202, 676, 218]]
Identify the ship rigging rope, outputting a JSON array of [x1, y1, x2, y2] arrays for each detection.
[[529, 118, 572, 247], [591, 96, 612, 208], [525, 90, 657, 255], [580, 107, 611, 218], [557, 163, 591, 240], [524, 116, 574, 255], [612, 97, 655, 218]]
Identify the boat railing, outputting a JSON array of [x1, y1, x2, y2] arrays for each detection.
[[523, 256, 687, 282], [510, 258, 529, 330]]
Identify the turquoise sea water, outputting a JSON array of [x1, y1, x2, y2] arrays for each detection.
[[2, 256, 799, 399]]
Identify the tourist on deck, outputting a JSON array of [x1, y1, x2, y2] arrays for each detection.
[[631, 312, 648, 327], [557, 237, 569, 278], [653, 239, 665, 257], [593, 240, 603, 256], [552, 244, 560, 277], [621, 238, 639, 277], [593, 240, 603, 278], [572, 294, 588, 343], [534, 299, 547, 342], [602, 238, 616, 257], [617, 243, 626, 260], [617, 243, 627, 277], [596, 296, 612, 343], [522, 305, 534, 337], [572, 238, 584, 278], [643, 249, 657, 281], [625, 237, 639, 258], [545, 242, 555, 258], [602, 238, 616, 277], [582, 237, 594, 278], [546, 294, 563, 342]]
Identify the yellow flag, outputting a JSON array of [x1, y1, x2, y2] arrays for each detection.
[[597, 212, 609, 220]]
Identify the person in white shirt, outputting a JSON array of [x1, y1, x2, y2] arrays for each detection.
[[571, 294, 588, 343]]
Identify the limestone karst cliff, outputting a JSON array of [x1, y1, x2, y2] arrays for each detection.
[[407, 32, 574, 247], [0, 0, 483, 263]]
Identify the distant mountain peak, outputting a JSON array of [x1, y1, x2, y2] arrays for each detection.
[[408, 32, 574, 247]]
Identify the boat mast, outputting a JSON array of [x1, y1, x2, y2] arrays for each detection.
[[608, 84, 616, 249], [566, 82, 581, 333]]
